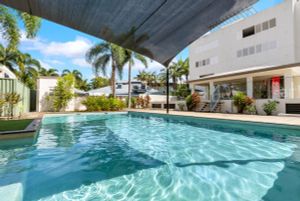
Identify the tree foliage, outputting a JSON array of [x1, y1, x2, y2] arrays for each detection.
[[0, 6, 41, 50], [52, 74, 74, 112]]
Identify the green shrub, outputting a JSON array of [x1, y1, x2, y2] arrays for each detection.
[[52, 74, 74, 112], [233, 92, 253, 113], [82, 96, 125, 111], [263, 100, 278, 115], [173, 85, 191, 99]]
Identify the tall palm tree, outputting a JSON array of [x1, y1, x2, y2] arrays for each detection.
[[177, 58, 189, 84], [86, 42, 127, 97], [39, 68, 59, 76], [0, 6, 41, 50], [124, 50, 148, 108]]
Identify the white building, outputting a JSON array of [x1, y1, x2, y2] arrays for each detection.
[[88, 80, 147, 97], [189, 0, 300, 114], [0, 65, 16, 79], [36, 77, 87, 112]]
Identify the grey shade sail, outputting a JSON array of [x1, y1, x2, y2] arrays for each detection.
[[0, 0, 257, 66]]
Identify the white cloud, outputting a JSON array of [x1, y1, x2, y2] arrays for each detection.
[[38, 60, 55, 70], [22, 36, 93, 58], [72, 58, 90, 67], [44, 59, 64, 65], [123, 58, 164, 72]]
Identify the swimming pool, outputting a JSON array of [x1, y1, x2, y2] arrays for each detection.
[[0, 112, 299, 201]]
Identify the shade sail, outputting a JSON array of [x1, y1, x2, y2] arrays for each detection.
[[0, 0, 257, 66]]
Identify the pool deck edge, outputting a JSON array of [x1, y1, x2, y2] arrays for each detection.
[[127, 109, 300, 127]]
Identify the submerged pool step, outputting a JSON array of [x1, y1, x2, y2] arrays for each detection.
[[0, 183, 23, 201]]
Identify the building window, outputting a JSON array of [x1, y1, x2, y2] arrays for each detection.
[[215, 79, 246, 100], [242, 18, 276, 38], [243, 26, 255, 38], [237, 41, 276, 58], [249, 46, 255, 55], [269, 18, 276, 28], [196, 58, 211, 67], [237, 50, 242, 58], [256, 44, 262, 53], [262, 21, 269, 31], [253, 76, 284, 99], [255, 24, 261, 33], [243, 48, 249, 56]]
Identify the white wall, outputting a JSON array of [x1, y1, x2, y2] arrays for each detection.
[[189, 0, 298, 81], [37, 77, 84, 112]]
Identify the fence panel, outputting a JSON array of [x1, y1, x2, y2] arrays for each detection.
[[0, 78, 30, 117]]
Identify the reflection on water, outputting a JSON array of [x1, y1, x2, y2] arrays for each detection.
[[0, 113, 299, 201]]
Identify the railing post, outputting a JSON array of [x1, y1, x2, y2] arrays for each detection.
[[166, 67, 169, 114]]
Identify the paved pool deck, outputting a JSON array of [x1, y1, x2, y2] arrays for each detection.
[[128, 109, 300, 126]]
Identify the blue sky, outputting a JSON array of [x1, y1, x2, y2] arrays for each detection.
[[8, 0, 283, 81]]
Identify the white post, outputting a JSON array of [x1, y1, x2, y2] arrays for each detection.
[[246, 76, 253, 98], [209, 81, 215, 100], [190, 83, 195, 93], [284, 72, 294, 99]]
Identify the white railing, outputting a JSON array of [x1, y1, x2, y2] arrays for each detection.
[[210, 86, 221, 112]]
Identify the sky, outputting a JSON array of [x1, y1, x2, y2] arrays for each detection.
[[4, 0, 283, 81]]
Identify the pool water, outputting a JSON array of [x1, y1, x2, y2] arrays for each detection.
[[0, 112, 300, 201]]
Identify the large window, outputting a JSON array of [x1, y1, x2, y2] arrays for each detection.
[[253, 76, 284, 99], [215, 79, 246, 100]]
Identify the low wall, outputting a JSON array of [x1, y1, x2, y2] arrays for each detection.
[[220, 99, 300, 115]]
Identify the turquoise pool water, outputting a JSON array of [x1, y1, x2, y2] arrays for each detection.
[[0, 112, 300, 201]]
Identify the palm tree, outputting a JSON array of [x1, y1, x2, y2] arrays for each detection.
[[0, 44, 19, 71], [124, 50, 148, 108], [0, 6, 41, 50], [39, 68, 59, 76], [61, 69, 82, 80], [14, 52, 41, 89], [177, 58, 189, 85], [135, 70, 157, 87], [86, 42, 127, 97]]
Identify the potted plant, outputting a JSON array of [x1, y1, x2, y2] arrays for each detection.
[[263, 100, 278, 115]]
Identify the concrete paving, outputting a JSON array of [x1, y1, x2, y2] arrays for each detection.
[[128, 109, 300, 126]]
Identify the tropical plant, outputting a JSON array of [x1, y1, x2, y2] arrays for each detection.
[[178, 103, 186, 111], [14, 52, 41, 89], [52, 74, 74, 112], [186, 92, 201, 111], [124, 49, 148, 108], [4, 92, 21, 118], [245, 105, 257, 115], [135, 70, 157, 87], [89, 77, 110, 89], [0, 44, 19, 71], [233, 92, 253, 113], [0, 6, 41, 50], [0, 94, 5, 116], [263, 100, 278, 115], [39, 68, 59, 76], [82, 96, 125, 111], [86, 42, 127, 97], [173, 84, 191, 99]]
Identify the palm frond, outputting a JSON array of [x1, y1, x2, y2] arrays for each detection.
[[18, 11, 41, 38]]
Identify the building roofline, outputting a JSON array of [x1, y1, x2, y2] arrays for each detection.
[[188, 62, 300, 83]]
